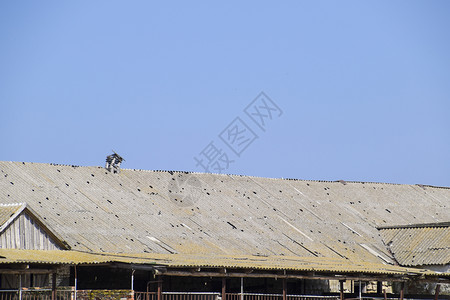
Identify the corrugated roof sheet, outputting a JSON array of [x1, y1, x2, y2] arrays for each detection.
[[0, 249, 114, 264], [379, 225, 450, 267], [0, 249, 443, 278], [0, 203, 24, 229], [0, 161, 449, 267]]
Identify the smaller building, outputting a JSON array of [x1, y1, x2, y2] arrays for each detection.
[[379, 222, 450, 294]]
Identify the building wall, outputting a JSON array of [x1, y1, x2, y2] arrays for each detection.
[[420, 265, 450, 295], [0, 213, 62, 250], [329, 280, 392, 294], [0, 274, 50, 289]]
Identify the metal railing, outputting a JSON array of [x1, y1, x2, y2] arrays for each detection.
[[0, 290, 362, 300], [227, 294, 338, 300], [134, 292, 339, 300], [135, 292, 220, 300], [0, 291, 17, 300], [1, 290, 437, 300], [0, 290, 73, 300]]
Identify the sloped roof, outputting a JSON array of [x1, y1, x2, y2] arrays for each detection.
[[0, 161, 449, 267], [0, 203, 25, 231], [0, 249, 446, 280], [379, 223, 450, 267]]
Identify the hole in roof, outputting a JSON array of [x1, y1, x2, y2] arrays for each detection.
[[227, 222, 237, 229]]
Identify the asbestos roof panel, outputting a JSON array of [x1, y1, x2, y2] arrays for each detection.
[[0, 249, 115, 264], [379, 225, 450, 266], [0, 249, 444, 278], [0, 203, 23, 228], [0, 161, 449, 267]]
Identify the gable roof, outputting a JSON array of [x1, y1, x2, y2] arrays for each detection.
[[0, 202, 69, 250], [0, 161, 449, 267], [379, 223, 450, 267]]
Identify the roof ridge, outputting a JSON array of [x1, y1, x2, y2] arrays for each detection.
[[1, 161, 449, 189]]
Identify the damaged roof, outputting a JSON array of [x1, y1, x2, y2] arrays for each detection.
[[0, 161, 449, 267]]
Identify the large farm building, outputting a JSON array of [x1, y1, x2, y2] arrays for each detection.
[[0, 160, 449, 300]]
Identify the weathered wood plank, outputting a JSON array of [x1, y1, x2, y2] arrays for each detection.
[[0, 210, 62, 250], [24, 214, 30, 249], [15, 222, 20, 248], [19, 214, 25, 248]]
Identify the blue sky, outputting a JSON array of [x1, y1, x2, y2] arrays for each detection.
[[1, 1, 449, 186]]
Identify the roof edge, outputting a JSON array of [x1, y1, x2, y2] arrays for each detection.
[[0, 203, 27, 233], [377, 222, 450, 230]]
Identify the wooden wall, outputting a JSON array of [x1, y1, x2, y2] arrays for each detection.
[[0, 212, 62, 250]]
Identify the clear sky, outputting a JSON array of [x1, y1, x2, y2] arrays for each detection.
[[1, 1, 449, 187]]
